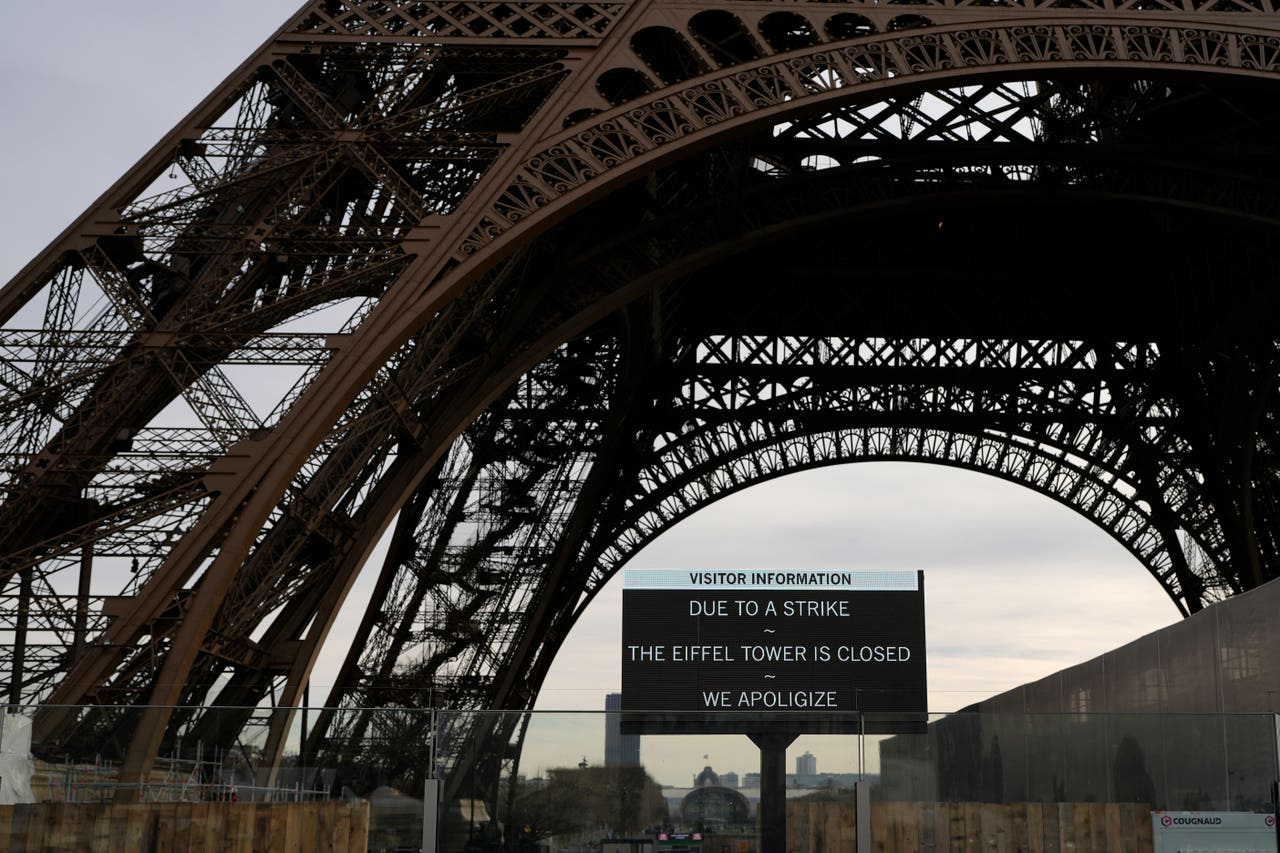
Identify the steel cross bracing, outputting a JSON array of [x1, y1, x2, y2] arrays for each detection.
[[597, 338, 1202, 590], [3, 0, 1280, 798]]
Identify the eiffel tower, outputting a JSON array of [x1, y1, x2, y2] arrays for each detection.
[[3, 0, 1280, 803]]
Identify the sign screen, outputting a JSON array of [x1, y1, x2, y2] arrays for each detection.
[[621, 569, 926, 734]]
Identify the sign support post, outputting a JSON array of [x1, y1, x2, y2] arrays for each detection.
[[749, 731, 799, 853]]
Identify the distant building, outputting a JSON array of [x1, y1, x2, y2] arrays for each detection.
[[604, 692, 640, 767], [742, 773, 760, 787], [788, 772, 858, 789], [720, 771, 739, 789], [796, 751, 817, 776], [680, 785, 752, 829]]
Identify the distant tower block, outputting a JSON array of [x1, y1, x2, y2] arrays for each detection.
[[797, 751, 817, 776], [605, 693, 640, 767]]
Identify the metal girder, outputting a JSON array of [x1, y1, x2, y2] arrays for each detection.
[[3, 0, 1280, 806]]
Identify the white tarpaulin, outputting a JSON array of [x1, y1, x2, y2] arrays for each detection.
[[0, 713, 36, 805]]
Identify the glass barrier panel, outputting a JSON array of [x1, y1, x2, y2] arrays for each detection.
[[6, 706, 1276, 852], [868, 711, 1279, 852]]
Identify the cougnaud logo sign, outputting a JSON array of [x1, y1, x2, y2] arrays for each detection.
[[1153, 810, 1278, 838], [1161, 815, 1223, 826]]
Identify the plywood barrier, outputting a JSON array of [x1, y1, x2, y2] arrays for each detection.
[[0, 800, 370, 852], [0, 799, 1154, 852], [783, 801, 1154, 852], [786, 800, 858, 852]]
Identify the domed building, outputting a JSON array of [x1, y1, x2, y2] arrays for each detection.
[[680, 766, 752, 831]]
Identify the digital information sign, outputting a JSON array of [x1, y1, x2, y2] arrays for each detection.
[[621, 569, 926, 734]]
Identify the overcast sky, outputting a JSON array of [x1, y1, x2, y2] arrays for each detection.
[[1, 4, 1184, 785]]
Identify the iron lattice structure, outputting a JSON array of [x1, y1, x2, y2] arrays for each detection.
[[4, 0, 1280, 798]]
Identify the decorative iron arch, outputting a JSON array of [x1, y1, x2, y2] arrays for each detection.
[[598, 424, 1184, 605], [458, 21, 1280, 267]]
